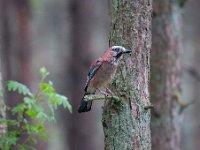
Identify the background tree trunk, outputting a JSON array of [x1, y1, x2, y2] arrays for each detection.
[[0, 72, 6, 138], [0, 0, 32, 148], [0, 0, 6, 138], [102, 0, 152, 149], [151, 1, 183, 150], [181, 0, 200, 149], [191, 41, 200, 150], [64, 0, 103, 150]]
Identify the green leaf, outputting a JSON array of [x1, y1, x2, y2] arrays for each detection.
[[0, 131, 19, 147], [56, 94, 72, 113], [40, 82, 55, 94], [40, 82, 72, 113], [26, 109, 38, 119], [23, 97, 46, 120], [40, 67, 49, 79], [0, 136, 18, 145], [11, 103, 26, 115], [0, 119, 19, 127], [36, 112, 49, 122], [7, 81, 33, 96], [23, 97, 35, 109], [25, 124, 48, 141], [18, 145, 36, 150]]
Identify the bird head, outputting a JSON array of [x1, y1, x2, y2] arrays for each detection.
[[111, 46, 132, 59]]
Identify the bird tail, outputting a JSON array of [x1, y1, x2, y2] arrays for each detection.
[[78, 95, 92, 113]]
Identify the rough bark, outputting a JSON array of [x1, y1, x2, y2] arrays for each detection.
[[102, 0, 152, 150], [151, 0, 183, 150]]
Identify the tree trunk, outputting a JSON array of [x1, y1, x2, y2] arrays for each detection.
[[102, 0, 152, 149], [0, 72, 6, 138], [181, 0, 200, 149], [192, 42, 200, 150], [0, 0, 32, 148], [66, 0, 103, 150], [151, 1, 183, 150], [0, 0, 7, 139]]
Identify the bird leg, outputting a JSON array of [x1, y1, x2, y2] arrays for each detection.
[[105, 88, 115, 96], [97, 88, 115, 96], [97, 89, 109, 96]]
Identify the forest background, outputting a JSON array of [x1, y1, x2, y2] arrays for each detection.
[[0, 0, 200, 150]]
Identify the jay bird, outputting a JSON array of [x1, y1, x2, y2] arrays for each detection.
[[78, 46, 131, 113]]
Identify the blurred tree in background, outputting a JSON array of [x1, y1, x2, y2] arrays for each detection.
[[0, 70, 6, 138], [1, 0, 107, 149], [65, 0, 102, 150], [181, 0, 200, 149], [0, 0, 32, 147], [151, 0, 184, 149]]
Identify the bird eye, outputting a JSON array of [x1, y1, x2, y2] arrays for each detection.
[[112, 48, 120, 53]]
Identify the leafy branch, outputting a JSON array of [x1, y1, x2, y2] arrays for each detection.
[[0, 67, 72, 150]]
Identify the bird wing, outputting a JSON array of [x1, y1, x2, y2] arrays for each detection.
[[84, 58, 103, 92]]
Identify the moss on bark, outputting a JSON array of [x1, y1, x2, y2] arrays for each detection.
[[102, 0, 152, 149]]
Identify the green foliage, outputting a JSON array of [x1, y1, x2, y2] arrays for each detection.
[[7, 81, 33, 96], [0, 67, 72, 150], [40, 82, 72, 113]]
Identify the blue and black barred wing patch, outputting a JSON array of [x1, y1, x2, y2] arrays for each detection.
[[84, 59, 102, 92]]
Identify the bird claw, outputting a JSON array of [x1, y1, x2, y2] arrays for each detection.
[[97, 88, 115, 101], [97, 89, 109, 97], [105, 88, 115, 96]]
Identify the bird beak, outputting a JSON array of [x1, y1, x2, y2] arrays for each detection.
[[115, 48, 132, 58], [123, 49, 132, 54]]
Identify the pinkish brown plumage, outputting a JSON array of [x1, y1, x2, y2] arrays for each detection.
[[78, 46, 131, 113]]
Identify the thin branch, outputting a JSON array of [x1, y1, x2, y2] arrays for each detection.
[[144, 105, 154, 110], [83, 94, 120, 102]]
